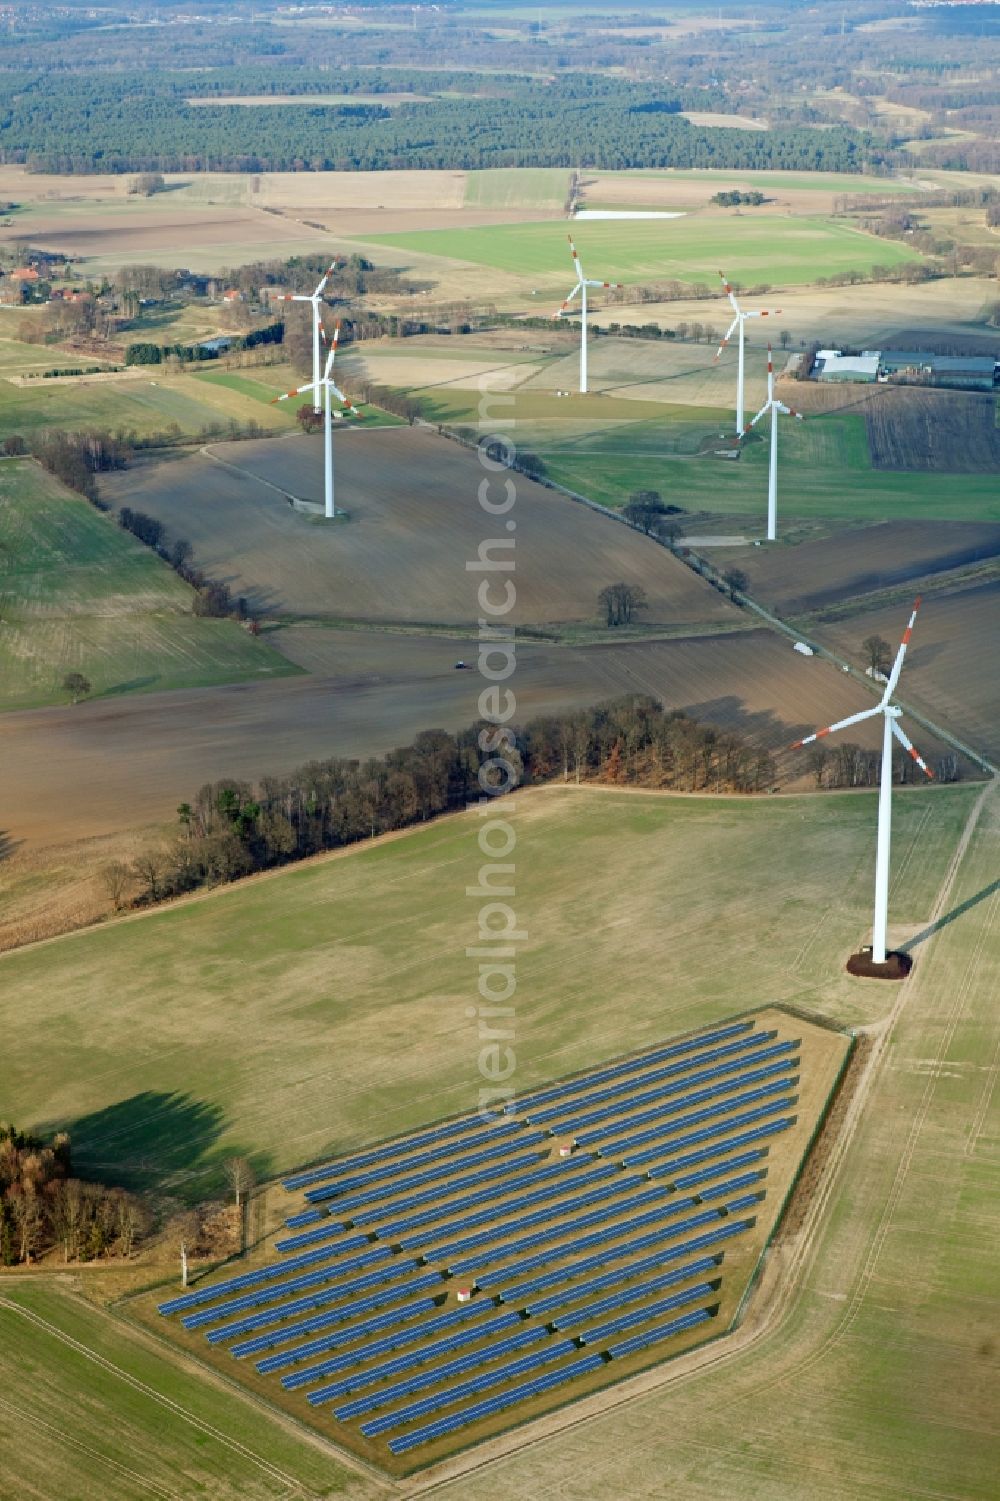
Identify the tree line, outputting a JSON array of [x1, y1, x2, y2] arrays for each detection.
[[0, 1123, 144, 1266], [118, 697, 777, 907]]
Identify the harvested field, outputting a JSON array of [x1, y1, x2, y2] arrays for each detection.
[[595, 277, 997, 351], [0, 625, 963, 851], [143, 1008, 849, 1476], [579, 168, 918, 217], [709, 521, 1000, 615], [97, 428, 738, 631], [814, 580, 1000, 765], [864, 388, 1000, 473]]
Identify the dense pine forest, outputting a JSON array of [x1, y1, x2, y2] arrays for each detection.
[[0, 71, 874, 176]]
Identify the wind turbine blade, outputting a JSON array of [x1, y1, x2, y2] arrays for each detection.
[[767, 343, 774, 402], [776, 401, 804, 420], [568, 234, 586, 283], [791, 705, 882, 748], [552, 284, 582, 318], [882, 596, 922, 702], [744, 308, 783, 319], [272, 383, 315, 404], [314, 260, 337, 296], [891, 721, 934, 779], [718, 267, 740, 313], [743, 401, 770, 433], [715, 314, 740, 360]]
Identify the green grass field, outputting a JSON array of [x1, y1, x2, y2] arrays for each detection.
[[0, 460, 297, 709], [0, 783, 975, 1200], [599, 168, 921, 195], [464, 166, 570, 208], [0, 1282, 361, 1500], [355, 215, 923, 288]]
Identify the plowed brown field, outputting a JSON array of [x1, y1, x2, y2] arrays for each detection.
[[98, 428, 738, 631]]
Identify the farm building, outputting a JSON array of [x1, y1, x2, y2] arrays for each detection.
[[879, 351, 997, 391], [815, 350, 879, 382]]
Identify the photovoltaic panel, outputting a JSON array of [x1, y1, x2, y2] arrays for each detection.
[[500, 1216, 755, 1303], [204, 1260, 419, 1344], [343, 1149, 546, 1225], [379, 1156, 595, 1239], [182, 1247, 396, 1330], [304, 1311, 521, 1403], [333, 1324, 549, 1421], [360, 1338, 579, 1438], [671, 1149, 766, 1191], [594, 1076, 797, 1160], [623, 1097, 797, 1170], [302, 1302, 504, 1403], [511, 1022, 754, 1117], [284, 1209, 324, 1229], [283, 1111, 510, 1191], [607, 1305, 715, 1360], [551, 1266, 718, 1332], [294, 1118, 524, 1202], [697, 1171, 765, 1201], [579, 1280, 714, 1345], [525, 1253, 719, 1321], [645, 1117, 796, 1179], [305, 1132, 545, 1207], [158, 1237, 374, 1317], [251, 1294, 437, 1376], [276, 1221, 354, 1254], [533, 1036, 792, 1130], [566, 1059, 795, 1145], [386, 1353, 607, 1456], [400, 1162, 617, 1250], [230, 1271, 443, 1359]]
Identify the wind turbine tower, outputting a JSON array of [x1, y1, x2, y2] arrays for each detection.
[[742, 344, 803, 542], [792, 597, 933, 977], [715, 270, 781, 435], [553, 236, 623, 394]]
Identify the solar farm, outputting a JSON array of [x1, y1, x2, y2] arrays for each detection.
[[152, 1007, 851, 1473]]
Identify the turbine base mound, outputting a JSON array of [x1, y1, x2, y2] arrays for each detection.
[[846, 947, 912, 981]]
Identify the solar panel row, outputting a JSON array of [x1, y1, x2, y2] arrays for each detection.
[[550, 1265, 718, 1332], [158, 1235, 366, 1317], [276, 1222, 363, 1254], [386, 1353, 608, 1456], [526, 1252, 719, 1321], [295, 1118, 525, 1203], [671, 1148, 766, 1191], [345, 1149, 547, 1226], [182, 1247, 396, 1331], [379, 1156, 595, 1239], [230, 1271, 444, 1359], [697, 1170, 765, 1202], [361, 1337, 580, 1439], [594, 1075, 798, 1161], [623, 1097, 797, 1170], [435, 1178, 660, 1270], [284, 1208, 324, 1229], [475, 1201, 724, 1290], [300, 1308, 516, 1398], [560, 1041, 791, 1139], [251, 1293, 438, 1377], [501, 1216, 755, 1304], [645, 1116, 796, 1179], [283, 1111, 508, 1192], [305, 1133, 545, 1207], [204, 1260, 419, 1344], [334, 1324, 549, 1422], [580, 1279, 715, 1344], [302, 1302, 504, 1403], [400, 1162, 617, 1250], [510, 1022, 754, 1117], [532, 1034, 788, 1129], [607, 1305, 716, 1361]]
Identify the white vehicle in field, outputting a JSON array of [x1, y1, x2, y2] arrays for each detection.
[[793, 641, 814, 656]]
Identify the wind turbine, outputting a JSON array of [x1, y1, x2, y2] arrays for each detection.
[[274, 261, 337, 413], [742, 344, 802, 542], [714, 270, 781, 435], [792, 597, 933, 971], [552, 235, 623, 395], [273, 323, 360, 519]]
